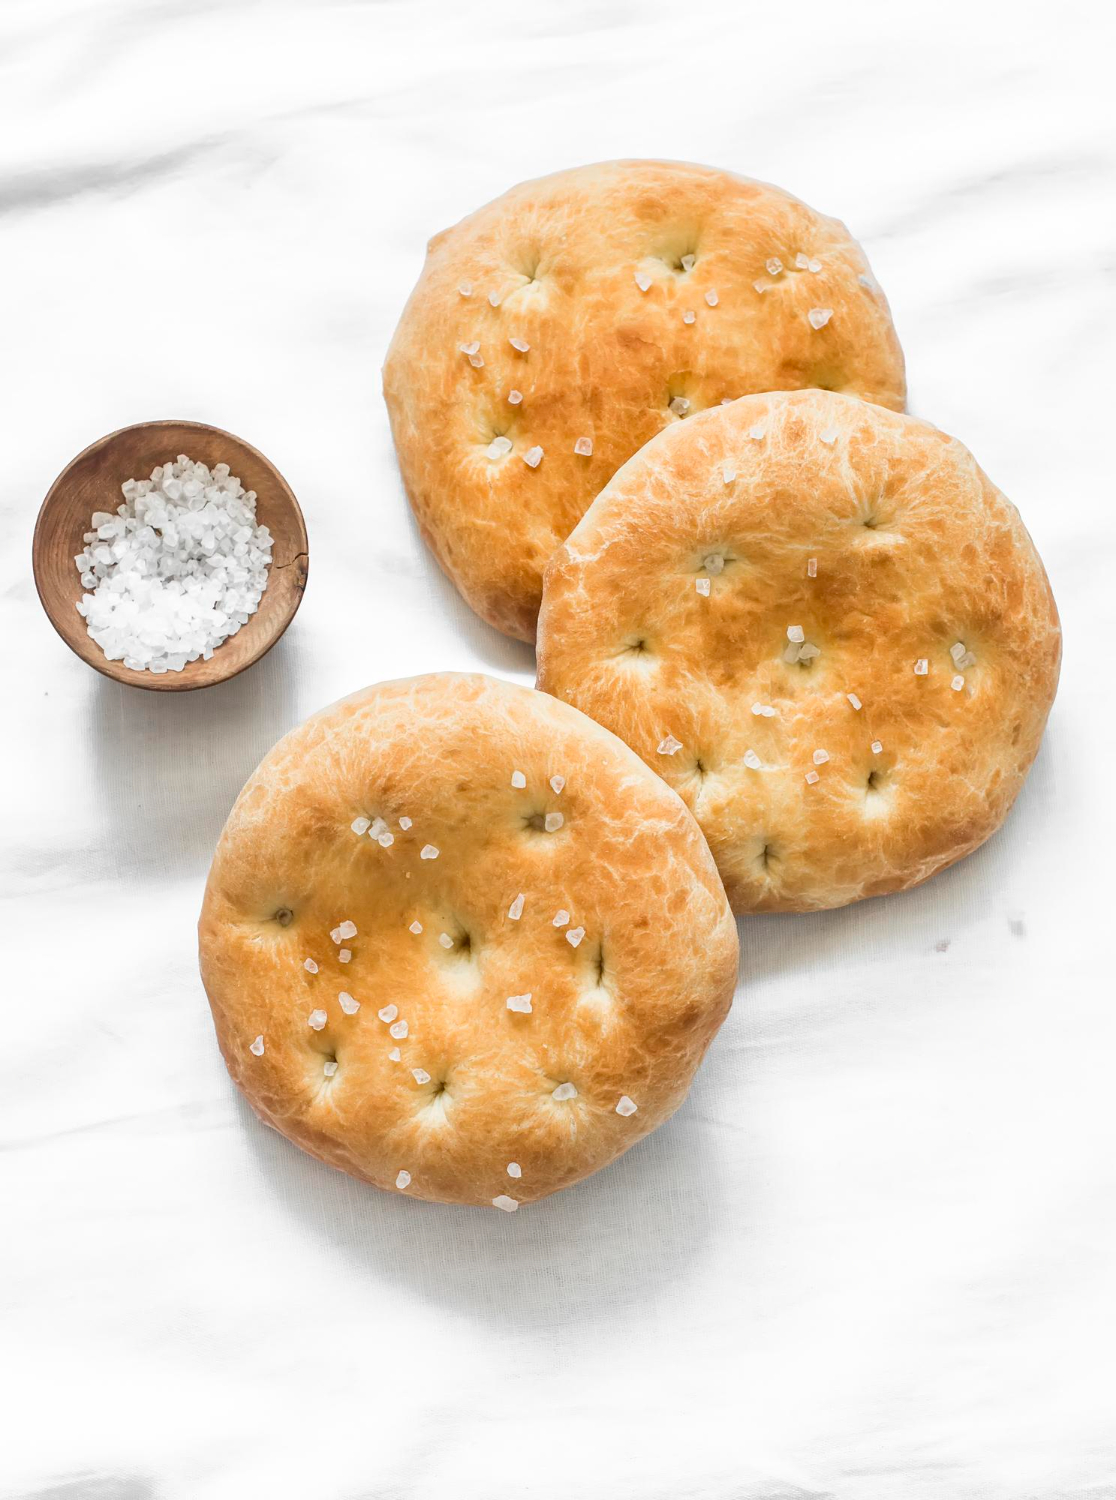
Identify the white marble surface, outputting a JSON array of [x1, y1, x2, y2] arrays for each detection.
[[2, 3, 1114, 1496]]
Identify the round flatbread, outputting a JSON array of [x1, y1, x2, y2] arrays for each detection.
[[536, 391, 1061, 912], [383, 159, 906, 641], [199, 673, 737, 1206]]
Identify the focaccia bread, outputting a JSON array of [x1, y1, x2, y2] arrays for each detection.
[[199, 673, 738, 1206], [383, 159, 906, 641], [536, 391, 1061, 912]]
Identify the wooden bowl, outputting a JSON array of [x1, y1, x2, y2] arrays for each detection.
[[33, 420, 308, 691]]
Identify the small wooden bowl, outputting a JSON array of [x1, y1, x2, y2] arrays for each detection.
[[33, 419, 308, 691]]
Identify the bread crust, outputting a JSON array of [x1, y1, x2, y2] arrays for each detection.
[[536, 391, 1061, 913], [199, 673, 738, 1205], [383, 159, 907, 640]]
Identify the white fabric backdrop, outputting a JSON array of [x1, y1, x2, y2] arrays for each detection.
[[2, 3, 1114, 1496]]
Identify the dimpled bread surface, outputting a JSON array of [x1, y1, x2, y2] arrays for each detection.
[[382, 159, 907, 641], [536, 391, 1061, 914], [198, 673, 738, 1207]]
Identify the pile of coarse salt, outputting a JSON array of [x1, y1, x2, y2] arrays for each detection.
[[74, 455, 272, 673]]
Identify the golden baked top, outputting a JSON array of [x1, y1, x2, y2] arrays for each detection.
[[536, 391, 1061, 912], [383, 159, 907, 640], [199, 673, 738, 1206]]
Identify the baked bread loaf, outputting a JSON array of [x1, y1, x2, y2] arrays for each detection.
[[383, 159, 906, 641], [536, 391, 1061, 913], [199, 673, 737, 1206]]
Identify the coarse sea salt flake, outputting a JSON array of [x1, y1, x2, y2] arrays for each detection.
[[506, 992, 533, 1013], [412, 1068, 431, 1085], [323, 1060, 338, 1077], [544, 812, 563, 832], [748, 424, 766, 441], [338, 992, 359, 1015], [722, 463, 736, 484], [808, 308, 833, 329], [389, 1020, 409, 1039], [420, 845, 439, 860], [795, 253, 810, 270], [657, 735, 683, 756], [396, 1170, 411, 1190], [743, 749, 762, 770], [566, 927, 585, 948], [304, 958, 318, 974], [338, 921, 357, 940], [507, 1162, 522, 1178], [487, 290, 501, 307], [787, 624, 805, 643], [250, 1035, 265, 1056], [813, 749, 829, 765], [847, 693, 862, 711], [438, 932, 454, 949], [553, 1082, 578, 1100], [705, 289, 719, 307], [378, 1004, 399, 1023], [389, 1047, 401, 1062], [338, 950, 351, 963], [871, 740, 883, 754], [553, 909, 570, 927], [574, 437, 593, 456], [805, 770, 820, 785], [819, 428, 839, 445], [308, 1009, 327, 1031], [487, 436, 513, 460], [458, 281, 473, 297], [399, 816, 412, 830], [508, 893, 525, 921], [72, 453, 273, 674], [635, 271, 652, 292], [459, 341, 480, 357], [914, 658, 929, 675], [766, 257, 783, 276], [669, 396, 690, 416], [493, 1195, 518, 1211], [408, 920, 423, 934], [351, 817, 370, 835], [695, 577, 711, 596], [616, 1096, 638, 1116], [524, 446, 544, 468], [682, 309, 696, 324], [550, 775, 565, 794], [952, 674, 966, 691], [511, 770, 527, 788], [509, 336, 530, 352], [508, 389, 523, 404]]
